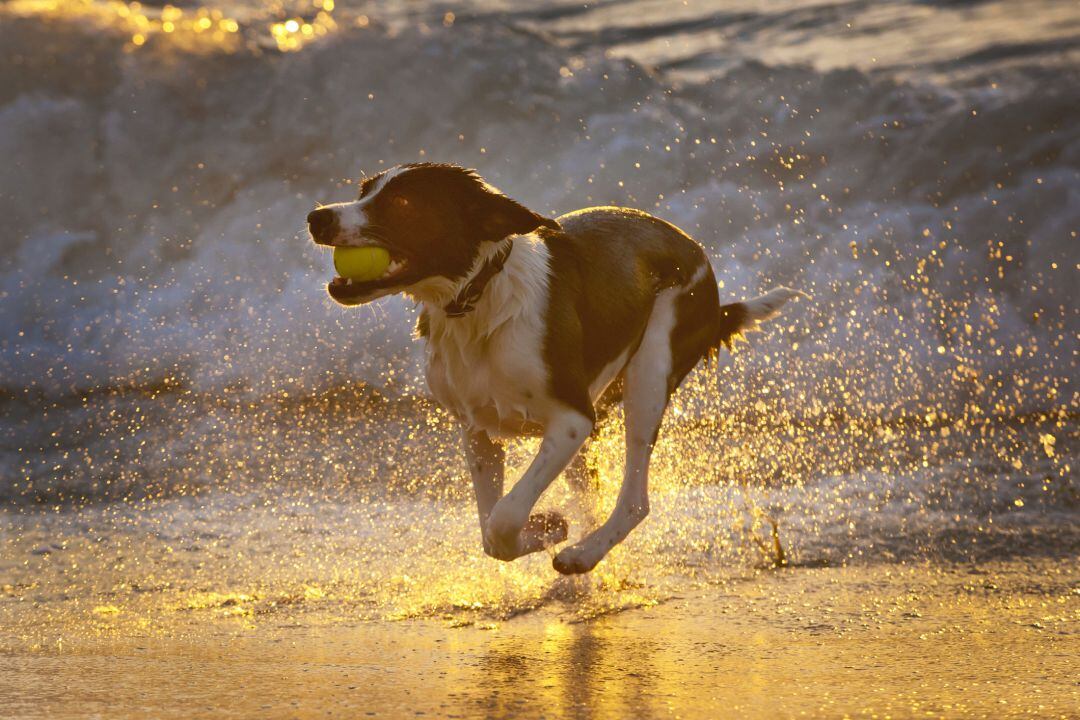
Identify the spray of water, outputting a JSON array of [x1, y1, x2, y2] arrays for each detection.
[[0, 0, 1076, 642]]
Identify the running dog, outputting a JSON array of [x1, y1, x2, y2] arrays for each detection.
[[307, 163, 802, 573]]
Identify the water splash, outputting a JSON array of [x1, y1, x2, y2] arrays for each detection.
[[0, 0, 1077, 647]]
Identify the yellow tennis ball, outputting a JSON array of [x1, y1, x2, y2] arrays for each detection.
[[333, 246, 391, 281]]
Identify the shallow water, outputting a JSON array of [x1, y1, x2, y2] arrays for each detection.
[[2, 402, 1076, 637]]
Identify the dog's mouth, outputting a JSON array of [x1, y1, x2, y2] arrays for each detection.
[[326, 247, 419, 304]]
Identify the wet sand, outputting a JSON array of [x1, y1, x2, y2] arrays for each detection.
[[2, 560, 1076, 719]]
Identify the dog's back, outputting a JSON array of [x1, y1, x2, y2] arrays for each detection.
[[539, 205, 806, 412]]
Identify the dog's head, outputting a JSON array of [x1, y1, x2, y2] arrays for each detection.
[[307, 163, 558, 306]]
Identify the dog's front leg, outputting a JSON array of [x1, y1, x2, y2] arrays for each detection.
[[466, 429, 570, 560], [483, 411, 592, 561], [464, 430, 505, 557]]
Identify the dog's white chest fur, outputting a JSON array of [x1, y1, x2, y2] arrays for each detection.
[[423, 235, 553, 437]]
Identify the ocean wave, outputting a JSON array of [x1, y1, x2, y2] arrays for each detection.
[[3, 6, 1076, 404]]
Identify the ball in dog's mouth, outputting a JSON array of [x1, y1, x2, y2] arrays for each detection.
[[328, 257, 407, 287], [326, 253, 410, 301]]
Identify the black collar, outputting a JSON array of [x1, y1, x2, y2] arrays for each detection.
[[444, 241, 514, 318]]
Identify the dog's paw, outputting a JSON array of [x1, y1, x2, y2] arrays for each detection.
[[552, 544, 598, 575], [484, 498, 530, 559], [482, 529, 520, 562]]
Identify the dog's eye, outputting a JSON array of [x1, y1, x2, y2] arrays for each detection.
[[391, 196, 410, 208]]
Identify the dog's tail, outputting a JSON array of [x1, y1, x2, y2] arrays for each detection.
[[714, 286, 807, 350]]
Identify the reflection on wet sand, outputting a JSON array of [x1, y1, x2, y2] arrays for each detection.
[[7, 561, 1076, 718], [474, 623, 660, 718]]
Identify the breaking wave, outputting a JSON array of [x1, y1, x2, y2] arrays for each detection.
[[0, 0, 1076, 550]]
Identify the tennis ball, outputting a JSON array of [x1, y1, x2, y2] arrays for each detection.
[[333, 246, 391, 282]]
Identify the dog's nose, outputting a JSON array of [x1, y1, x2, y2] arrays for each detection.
[[307, 208, 339, 245]]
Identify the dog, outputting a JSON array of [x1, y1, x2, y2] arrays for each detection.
[[307, 163, 802, 574]]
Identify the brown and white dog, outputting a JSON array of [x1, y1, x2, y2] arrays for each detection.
[[307, 163, 802, 574]]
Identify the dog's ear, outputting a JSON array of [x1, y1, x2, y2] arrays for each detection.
[[474, 189, 560, 242]]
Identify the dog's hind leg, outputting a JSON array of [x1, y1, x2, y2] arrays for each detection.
[[564, 450, 595, 491], [466, 430, 569, 560], [552, 289, 681, 574], [563, 384, 620, 527], [564, 444, 603, 530]]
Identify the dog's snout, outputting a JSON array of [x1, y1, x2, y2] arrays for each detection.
[[307, 208, 340, 245]]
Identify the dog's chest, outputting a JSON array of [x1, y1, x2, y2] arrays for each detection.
[[424, 315, 549, 437]]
